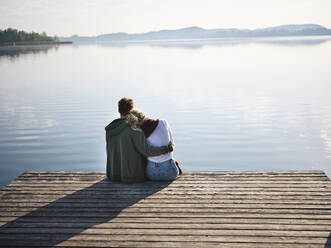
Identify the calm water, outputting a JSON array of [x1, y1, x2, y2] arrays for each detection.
[[0, 36, 331, 188]]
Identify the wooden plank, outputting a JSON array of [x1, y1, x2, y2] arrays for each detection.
[[2, 190, 331, 197], [15, 175, 330, 181], [4, 189, 330, 196], [11, 180, 329, 186], [22, 170, 327, 175], [2, 198, 331, 205], [2, 216, 331, 225], [2, 194, 330, 202], [1, 221, 331, 231], [0, 228, 330, 237], [2, 184, 331, 193], [5, 181, 331, 188], [16, 172, 330, 178], [1, 207, 331, 215], [8, 177, 331, 183], [11, 175, 331, 180], [7, 182, 331, 188], [4, 184, 331, 190], [2, 211, 331, 219], [19, 171, 328, 177], [2, 202, 331, 209], [0, 240, 328, 248], [0, 233, 329, 243], [2, 194, 331, 203]]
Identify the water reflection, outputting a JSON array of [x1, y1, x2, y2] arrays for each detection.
[[88, 36, 331, 49], [0, 45, 59, 60], [1, 37, 330, 60]]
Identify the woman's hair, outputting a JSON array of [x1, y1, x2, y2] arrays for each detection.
[[126, 109, 146, 129]]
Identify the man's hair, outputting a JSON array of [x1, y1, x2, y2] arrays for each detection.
[[118, 97, 134, 116]]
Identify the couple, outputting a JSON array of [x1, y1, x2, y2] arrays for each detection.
[[105, 97, 181, 183]]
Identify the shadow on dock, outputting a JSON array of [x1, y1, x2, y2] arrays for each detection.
[[326, 232, 331, 248], [0, 177, 171, 247]]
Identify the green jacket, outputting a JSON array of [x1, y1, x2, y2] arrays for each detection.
[[105, 119, 172, 183]]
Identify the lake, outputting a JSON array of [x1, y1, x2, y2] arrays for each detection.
[[0, 36, 331, 188]]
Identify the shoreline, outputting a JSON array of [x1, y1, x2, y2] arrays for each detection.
[[0, 41, 72, 47]]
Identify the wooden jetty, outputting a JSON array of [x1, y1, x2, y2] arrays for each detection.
[[0, 170, 330, 247]]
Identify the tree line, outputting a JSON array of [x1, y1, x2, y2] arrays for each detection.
[[0, 28, 59, 44]]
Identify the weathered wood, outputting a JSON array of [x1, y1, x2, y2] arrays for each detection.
[[0, 233, 329, 243], [8, 177, 331, 183], [7, 182, 331, 188], [2, 190, 331, 197], [2, 207, 331, 219], [23, 170, 326, 174], [15, 171, 330, 177], [5, 184, 331, 192], [0, 171, 330, 248], [0, 228, 330, 237], [2, 202, 331, 209], [2, 198, 331, 205], [2, 216, 331, 225], [1, 221, 331, 231], [2, 194, 331, 202], [15, 176, 330, 181], [2, 212, 331, 220], [0, 240, 329, 248]]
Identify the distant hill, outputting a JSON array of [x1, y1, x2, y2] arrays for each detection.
[[61, 24, 331, 43]]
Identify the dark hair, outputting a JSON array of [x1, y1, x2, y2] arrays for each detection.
[[118, 97, 134, 116]]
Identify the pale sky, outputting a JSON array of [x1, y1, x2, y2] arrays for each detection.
[[1, 0, 331, 37]]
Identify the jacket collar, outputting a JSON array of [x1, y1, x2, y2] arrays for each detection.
[[105, 119, 129, 136]]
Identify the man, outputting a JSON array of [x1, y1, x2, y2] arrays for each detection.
[[105, 97, 173, 183]]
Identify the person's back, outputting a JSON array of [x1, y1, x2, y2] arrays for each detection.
[[127, 109, 179, 181], [106, 119, 142, 183], [147, 119, 173, 163]]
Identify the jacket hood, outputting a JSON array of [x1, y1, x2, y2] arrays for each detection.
[[105, 119, 130, 136]]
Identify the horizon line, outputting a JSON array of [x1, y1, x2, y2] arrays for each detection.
[[65, 23, 329, 37]]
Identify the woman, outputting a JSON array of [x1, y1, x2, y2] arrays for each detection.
[[126, 109, 182, 181]]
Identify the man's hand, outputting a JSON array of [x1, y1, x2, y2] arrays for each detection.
[[167, 141, 174, 152]]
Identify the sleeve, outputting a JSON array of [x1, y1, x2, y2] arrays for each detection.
[[131, 129, 171, 157]]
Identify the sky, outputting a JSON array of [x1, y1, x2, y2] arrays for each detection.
[[1, 0, 331, 37]]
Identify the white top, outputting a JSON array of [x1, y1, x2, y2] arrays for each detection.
[[147, 119, 174, 163]]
